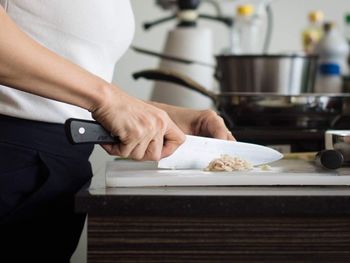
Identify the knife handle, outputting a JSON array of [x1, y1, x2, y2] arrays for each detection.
[[65, 118, 119, 144]]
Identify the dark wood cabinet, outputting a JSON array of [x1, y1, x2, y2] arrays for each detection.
[[87, 216, 350, 263], [76, 181, 350, 262]]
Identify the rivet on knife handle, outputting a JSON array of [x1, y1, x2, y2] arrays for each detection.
[[65, 118, 119, 144]]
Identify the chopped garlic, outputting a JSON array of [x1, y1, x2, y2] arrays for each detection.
[[205, 154, 253, 172]]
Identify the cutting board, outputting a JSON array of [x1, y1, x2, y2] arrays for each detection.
[[105, 159, 350, 187]]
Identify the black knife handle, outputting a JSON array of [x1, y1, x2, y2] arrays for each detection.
[[65, 118, 119, 144]]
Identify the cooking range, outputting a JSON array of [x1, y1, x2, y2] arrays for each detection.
[[220, 94, 350, 153], [231, 126, 347, 154], [133, 69, 350, 153]]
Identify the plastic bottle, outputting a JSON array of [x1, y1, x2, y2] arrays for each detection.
[[314, 63, 342, 93], [230, 4, 260, 54], [302, 11, 324, 54], [345, 14, 350, 72], [316, 22, 350, 76]]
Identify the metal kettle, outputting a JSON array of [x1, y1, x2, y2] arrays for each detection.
[[142, 0, 231, 109]]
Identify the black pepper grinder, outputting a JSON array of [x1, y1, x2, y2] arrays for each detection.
[[315, 150, 344, 170]]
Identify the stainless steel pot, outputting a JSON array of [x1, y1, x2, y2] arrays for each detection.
[[215, 54, 318, 94], [132, 47, 318, 95]]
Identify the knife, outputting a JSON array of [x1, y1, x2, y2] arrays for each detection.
[[65, 118, 283, 168]]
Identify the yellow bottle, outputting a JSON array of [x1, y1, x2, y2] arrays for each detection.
[[237, 4, 254, 17], [302, 11, 324, 54]]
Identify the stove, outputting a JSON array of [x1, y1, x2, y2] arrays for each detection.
[[228, 115, 350, 153]]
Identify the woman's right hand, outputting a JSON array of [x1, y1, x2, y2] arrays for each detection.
[[91, 85, 185, 161]]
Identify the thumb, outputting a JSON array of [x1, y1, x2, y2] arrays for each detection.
[[161, 121, 185, 158]]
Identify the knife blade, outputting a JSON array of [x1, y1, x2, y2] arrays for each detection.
[[65, 118, 283, 168], [158, 134, 283, 169]]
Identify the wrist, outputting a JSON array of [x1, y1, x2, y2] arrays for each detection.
[[89, 83, 121, 114]]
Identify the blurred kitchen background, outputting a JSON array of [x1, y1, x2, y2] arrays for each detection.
[[117, 0, 348, 98], [72, 0, 350, 262]]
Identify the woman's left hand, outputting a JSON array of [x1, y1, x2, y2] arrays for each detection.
[[148, 102, 235, 141], [187, 109, 235, 140]]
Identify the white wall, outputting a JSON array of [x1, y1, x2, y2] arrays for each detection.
[[73, 1, 350, 262]]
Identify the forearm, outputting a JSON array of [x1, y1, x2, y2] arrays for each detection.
[[147, 101, 186, 117], [0, 6, 111, 112], [147, 101, 200, 134], [147, 101, 184, 121], [148, 101, 233, 140]]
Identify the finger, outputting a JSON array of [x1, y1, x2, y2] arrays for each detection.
[[143, 137, 163, 161], [206, 117, 230, 140], [211, 127, 230, 140], [101, 143, 122, 156], [101, 134, 138, 157], [227, 131, 236, 141], [129, 136, 154, 161], [200, 113, 229, 140], [118, 132, 146, 158], [161, 121, 186, 158], [208, 116, 236, 141]]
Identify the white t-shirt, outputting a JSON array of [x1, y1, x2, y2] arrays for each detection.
[[0, 0, 135, 123]]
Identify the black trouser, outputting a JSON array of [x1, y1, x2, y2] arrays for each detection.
[[0, 115, 94, 263]]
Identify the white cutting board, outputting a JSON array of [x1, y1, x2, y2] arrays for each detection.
[[105, 159, 350, 187]]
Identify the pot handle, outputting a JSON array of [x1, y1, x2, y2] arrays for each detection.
[[132, 69, 218, 104], [132, 46, 215, 68]]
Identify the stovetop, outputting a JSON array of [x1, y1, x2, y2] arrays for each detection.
[[231, 128, 325, 153]]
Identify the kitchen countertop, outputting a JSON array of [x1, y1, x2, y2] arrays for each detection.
[[78, 160, 350, 263], [75, 160, 350, 217]]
